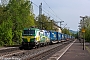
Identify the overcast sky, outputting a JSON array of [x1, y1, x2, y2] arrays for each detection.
[[31, 0, 90, 31], [0, 0, 90, 31]]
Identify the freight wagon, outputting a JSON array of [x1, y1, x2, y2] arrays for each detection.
[[57, 32, 62, 42], [49, 31, 58, 44]]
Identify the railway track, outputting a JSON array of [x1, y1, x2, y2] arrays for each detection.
[[28, 40, 72, 60], [0, 47, 19, 56], [0, 47, 21, 60], [0, 40, 73, 60]]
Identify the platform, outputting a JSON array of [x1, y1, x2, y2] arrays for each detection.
[[47, 39, 90, 60]]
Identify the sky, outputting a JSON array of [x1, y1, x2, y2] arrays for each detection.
[[31, 0, 90, 31], [0, 0, 90, 31]]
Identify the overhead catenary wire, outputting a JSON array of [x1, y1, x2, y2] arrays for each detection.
[[43, 0, 58, 18], [42, 7, 57, 20], [31, 1, 56, 20], [43, 0, 62, 21], [42, 0, 67, 28], [31, 1, 67, 27], [31, 1, 39, 8]]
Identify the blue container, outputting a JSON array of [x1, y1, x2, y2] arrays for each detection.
[[49, 31, 57, 43], [63, 34, 65, 40], [62, 33, 65, 40], [64, 34, 67, 40], [57, 32, 62, 41], [70, 35, 71, 39]]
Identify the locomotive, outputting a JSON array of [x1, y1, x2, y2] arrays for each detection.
[[20, 27, 74, 49]]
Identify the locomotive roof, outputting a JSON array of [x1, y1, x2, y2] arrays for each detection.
[[24, 28, 39, 30]]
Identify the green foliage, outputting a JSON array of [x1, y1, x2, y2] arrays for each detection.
[[62, 28, 69, 34], [0, 0, 35, 46], [62, 28, 76, 37], [85, 28, 90, 42], [8, 0, 35, 44], [12, 30, 22, 44], [35, 14, 55, 30], [0, 5, 13, 46], [79, 16, 90, 42], [0, 20, 13, 46], [84, 17, 90, 42], [7, 0, 34, 30]]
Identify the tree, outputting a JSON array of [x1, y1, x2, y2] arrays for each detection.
[[0, 5, 13, 46], [62, 28, 69, 34], [84, 17, 90, 42], [79, 16, 90, 42], [35, 14, 55, 30], [0, 0, 35, 46], [6, 0, 35, 44]]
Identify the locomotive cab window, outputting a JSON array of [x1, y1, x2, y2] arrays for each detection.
[[23, 30, 29, 35], [23, 30, 35, 36], [29, 30, 35, 35]]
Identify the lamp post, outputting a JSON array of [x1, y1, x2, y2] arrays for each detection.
[[80, 16, 87, 50]]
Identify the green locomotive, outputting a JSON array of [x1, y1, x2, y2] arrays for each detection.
[[20, 28, 40, 49], [20, 28, 50, 49]]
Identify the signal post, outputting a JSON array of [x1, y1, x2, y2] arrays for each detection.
[[80, 16, 87, 50]]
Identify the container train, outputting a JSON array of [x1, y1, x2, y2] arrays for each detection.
[[20, 28, 75, 49]]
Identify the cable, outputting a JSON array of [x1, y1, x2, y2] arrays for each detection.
[[43, 0, 62, 20], [31, 1, 66, 27], [42, 7, 57, 20], [31, 1, 39, 8], [31, 1, 56, 20]]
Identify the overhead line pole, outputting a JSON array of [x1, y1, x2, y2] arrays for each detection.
[[55, 21, 64, 27]]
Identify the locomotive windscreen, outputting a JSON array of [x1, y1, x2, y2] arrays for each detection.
[[23, 30, 29, 34], [23, 30, 35, 35], [29, 30, 35, 35]]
